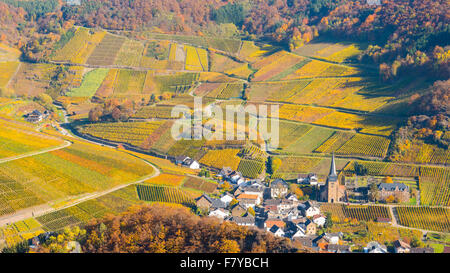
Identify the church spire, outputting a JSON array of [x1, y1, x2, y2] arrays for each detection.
[[329, 153, 337, 177]]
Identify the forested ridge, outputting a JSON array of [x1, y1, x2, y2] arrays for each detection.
[[0, 0, 448, 82], [28, 205, 302, 253]]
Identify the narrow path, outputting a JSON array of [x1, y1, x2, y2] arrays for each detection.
[[5, 62, 21, 89]]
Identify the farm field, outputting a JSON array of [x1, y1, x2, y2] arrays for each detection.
[[335, 134, 391, 158], [295, 41, 365, 63], [285, 126, 336, 154], [0, 43, 21, 62], [67, 69, 109, 97], [0, 140, 154, 217]]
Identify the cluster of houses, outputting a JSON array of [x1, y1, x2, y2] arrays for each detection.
[[364, 240, 435, 254], [195, 177, 353, 252]]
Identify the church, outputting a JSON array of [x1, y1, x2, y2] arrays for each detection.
[[320, 153, 346, 203]]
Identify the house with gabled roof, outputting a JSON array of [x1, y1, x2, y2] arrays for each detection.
[[209, 208, 230, 219], [236, 193, 261, 208], [175, 156, 200, 169], [303, 201, 321, 217], [232, 215, 255, 226], [269, 225, 285, 237], [196, 194, 213, 210], [394, 239, 411, 253], [220, 192, 234, 205], [364, 241, 388, 253], [231, 203, 247, 217], [270, 179, 289, 199], [26, 110, 47, 123], [378, 183, 410, 203], [264, 219, 286, 232]]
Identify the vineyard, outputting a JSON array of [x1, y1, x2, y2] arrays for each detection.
[[0, 141, 153, 217], [144, 173, 186, 187], [314, 131, 355, 153], [335, 134, 391, 158], [237, 159, 265, 179], [136, 184, 194, 207], [80, 122, 164, 147], [274, 156, 323, 174], [183, 176, 217, 193], [86, 34, 126, 66], [321, 203, 392, 222], [133, 106, 176, 119], [396, 206, 450, 233], [199, 149, 241, 170], [0, 120, 63, 159]]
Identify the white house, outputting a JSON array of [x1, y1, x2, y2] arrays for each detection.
[[303, 201, 321, 217], [297, 173, 318, 185], [291, 224, 307, 238], [209, 208, 230, 219], [313, 214, 326, 227], [220, 193, 234, 206], [324, 233, 342, 245], [175, 156, 200, 169], [187, 160, 200, 169], [364, 241, 388, 253], [286, 193, 299, 203], [394, 240, 411, 253], [269, 225, 285, 237]]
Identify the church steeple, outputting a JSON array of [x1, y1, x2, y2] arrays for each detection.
[[329, 153, 337, 177]]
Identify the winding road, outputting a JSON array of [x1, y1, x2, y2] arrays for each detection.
[[0, 111, 161, 228]]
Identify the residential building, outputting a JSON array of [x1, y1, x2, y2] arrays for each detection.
[[209, 208, 230, 219], [270, 179, 289, 199], [230, 204, 247, 217], [269, 225, 285, 237], [232, 215, 255, 226], [303, 201, 321, 217], [364, 241, 388, 253], [394, 240, 411, 253], [378, 183, 410, 203], [220, 193, 234, 206]]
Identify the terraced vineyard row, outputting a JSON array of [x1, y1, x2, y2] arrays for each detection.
[[136, 184, 194, 206], [336, 135, 390, 158], [199, 149, 242, 170], [80, 122, 163, 147], [321, 203, 392, 222], [237, 159, 265, 179], [396, 206, 450, 233]]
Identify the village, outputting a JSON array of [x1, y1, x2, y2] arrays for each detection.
[[173, 153, 431, 253]]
